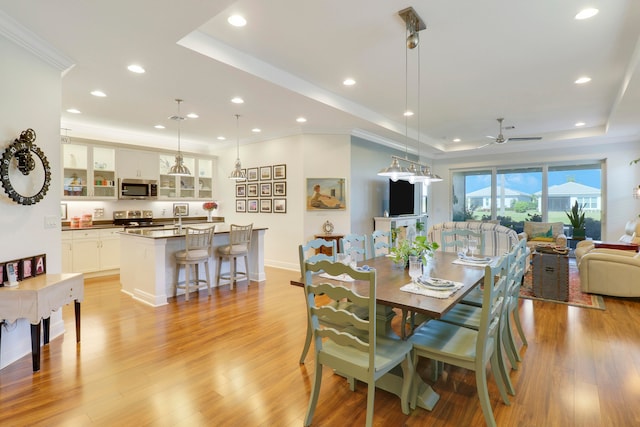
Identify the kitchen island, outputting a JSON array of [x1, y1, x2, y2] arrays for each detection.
[[119, 224, 267, 306]]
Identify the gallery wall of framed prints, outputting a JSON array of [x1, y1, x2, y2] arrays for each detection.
[[237, 164, 286, 213]]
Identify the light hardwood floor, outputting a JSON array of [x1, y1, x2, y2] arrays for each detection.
[[1, 267, 639, 426]]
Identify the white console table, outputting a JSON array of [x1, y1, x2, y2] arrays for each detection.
[[374, 215, 427, 242]]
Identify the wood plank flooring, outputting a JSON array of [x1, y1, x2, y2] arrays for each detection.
[[1, 267, 640, 426]]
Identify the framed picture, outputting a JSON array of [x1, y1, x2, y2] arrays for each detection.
[[34, 254, 46, 276], [247, 183, 258, 197], [273, 164, 286, 180], [273, 198, 287, 213], [61, 203, 68, 220], [247, 167, 259, 182], [236, 199, 246, 212], [260, 182, 272, 197], [19, 257, 34, 280], [173, 202, 189, 217], [0, 262, 4, 285], [260, 166, 272, 181], [236, 184, 246, 197], [273, 181, 286, 196], [6, 261, 18, 284], [306, 178, 346, 211], [247, 199, 259, 213], [260, 198, 272, 213]]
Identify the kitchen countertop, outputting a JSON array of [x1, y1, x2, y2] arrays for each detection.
[[61, 217, 224, 231], [121, 225, 266, 239]]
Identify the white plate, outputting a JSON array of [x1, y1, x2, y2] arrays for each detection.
[[418, 278, 456, 288]]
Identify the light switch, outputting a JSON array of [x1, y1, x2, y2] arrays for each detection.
[[45, 215, 60, 229]]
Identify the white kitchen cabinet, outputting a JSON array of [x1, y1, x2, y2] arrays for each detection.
[[117, 148, 159, 180], [63, 228, 124, 275], [62, 143, 117, 199], [159, 154, 215, 199], [61, 232, 73, 273]]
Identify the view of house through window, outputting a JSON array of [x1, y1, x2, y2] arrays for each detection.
[[452, 163, 602, 239]]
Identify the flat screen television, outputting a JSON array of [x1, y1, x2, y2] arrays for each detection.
[[389, 179, 415, 216]]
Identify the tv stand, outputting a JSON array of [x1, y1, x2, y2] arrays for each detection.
[[374, 214, 427, 243]]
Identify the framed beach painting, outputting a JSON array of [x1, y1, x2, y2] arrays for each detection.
[[306, 178, 346, 211]]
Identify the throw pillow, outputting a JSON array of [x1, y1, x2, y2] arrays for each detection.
[[531, 226, 553, 242]]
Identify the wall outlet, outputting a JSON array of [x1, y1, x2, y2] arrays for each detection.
[[94, 208, 104, 218], [44, 215, 59, 229]]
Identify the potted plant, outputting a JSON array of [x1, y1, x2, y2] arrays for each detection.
[[389, 236, 439, 268], [566, 200, 586, 240]]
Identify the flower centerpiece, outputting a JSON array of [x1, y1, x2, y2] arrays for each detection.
[[389, 235, 439, 268], [203, 201, 218, 222]]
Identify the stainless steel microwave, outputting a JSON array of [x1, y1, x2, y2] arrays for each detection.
[[119, 178, 158, 200]]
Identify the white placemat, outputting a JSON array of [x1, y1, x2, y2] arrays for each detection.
[[400, 278, 463, 299], [318, 272, 355, 282]]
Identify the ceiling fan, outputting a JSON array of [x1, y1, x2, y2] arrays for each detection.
[[477, 117, 541, 149]]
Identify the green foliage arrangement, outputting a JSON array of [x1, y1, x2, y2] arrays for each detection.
[[389, 235, 439, 266], [565, 200, 586, 229]]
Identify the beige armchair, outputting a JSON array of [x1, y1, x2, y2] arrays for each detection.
[[578, 250, 640, 296], [518, 221, 567, 252], [575, 219, 640, 263]]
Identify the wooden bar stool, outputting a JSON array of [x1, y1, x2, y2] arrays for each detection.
[[216, 224, 253, 290], [175, 225, 215, 301]]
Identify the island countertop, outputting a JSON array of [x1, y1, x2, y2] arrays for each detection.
[[120, 224, 267, 239]]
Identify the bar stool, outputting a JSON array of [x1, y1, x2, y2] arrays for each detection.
[[175, 225, 215, 301], [216, 223, 253, 290]]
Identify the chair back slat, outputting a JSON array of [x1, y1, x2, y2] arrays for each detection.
[[299, 238, 337, 274], [370, 230, 391, 257], [229, 223, 252, 246], [185, 226, 215, 254], [477, 254, 509, 356], [441, 229, 485, 254], [339, 234, 370, 261]]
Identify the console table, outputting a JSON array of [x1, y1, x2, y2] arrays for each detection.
[[0, 273, 84, 371]]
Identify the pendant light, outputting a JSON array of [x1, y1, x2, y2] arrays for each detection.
[[167, 99, 191, 176], [228, 114, 246, 181]]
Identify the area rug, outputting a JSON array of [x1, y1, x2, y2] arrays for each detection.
[[520, 260, 606, 310]]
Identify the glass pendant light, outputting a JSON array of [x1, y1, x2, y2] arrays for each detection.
[[229, 114, 246, 181], [168, 99, 191, 176]]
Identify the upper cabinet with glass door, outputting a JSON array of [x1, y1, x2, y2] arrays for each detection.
[[62, 143, 116, 199], [197, 158, 213, 199], [159, 154, 214, 199]]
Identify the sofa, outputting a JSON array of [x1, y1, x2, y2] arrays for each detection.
[[518, 221, 567, 252], [575, 219, 640, 263], [578, 250, 640, 296], [428, 221, 520, 257]]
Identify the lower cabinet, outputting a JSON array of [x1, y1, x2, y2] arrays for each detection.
[[62, 228, 123, 275]]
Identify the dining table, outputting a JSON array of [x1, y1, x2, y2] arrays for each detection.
[[291, 251, 494, 411]]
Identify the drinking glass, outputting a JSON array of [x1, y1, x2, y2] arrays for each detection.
[[468, 237, 478, 257], [409, 259, 422, 284]]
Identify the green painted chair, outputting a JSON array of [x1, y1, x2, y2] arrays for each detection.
[[441, 228, 485, 255], [370, 230, 391, 257], [339, 233, 370, 262], [409, 255, 511, 427], [303, 260, 413, 427]]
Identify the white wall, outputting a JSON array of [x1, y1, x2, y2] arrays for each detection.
[[0, 34, 68, 368], [429, 140, 640, 241]]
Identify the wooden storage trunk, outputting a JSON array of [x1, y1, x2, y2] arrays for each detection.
[[532, 252, 569, 301]]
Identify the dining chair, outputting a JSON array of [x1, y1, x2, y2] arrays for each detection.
[[174, 225, 215, 301], [303, 260, 413, 427], [215, 223, 252, 290], [370, 230, 391, 257], [409, 254, 511, 427], [441, 229, 485, 255], [503, 238, 529, 364], [339, 233, 370, 262]]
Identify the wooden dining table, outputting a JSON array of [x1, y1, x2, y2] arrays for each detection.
[[291, 251, 494, 411]]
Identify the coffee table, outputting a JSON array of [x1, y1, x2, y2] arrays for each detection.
[[531, 251, 569, 301]]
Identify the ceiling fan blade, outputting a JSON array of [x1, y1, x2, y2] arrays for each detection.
[[507, 136, 542, 142], [476, 142, 493, 149]]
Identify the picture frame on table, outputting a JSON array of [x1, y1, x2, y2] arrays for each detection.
[[273, 164, 286, 180], [236, 199, 246, 213], [61, 203, 68, 220], [260, 199, 272, 213], [236, 184, 246, 197], [260, 182, 272, 197], [273, 181, 286, 196], [247, 183, 258, 197], [260, 166, 272, 181], [6, 260, 19, 284], [19, 257, 34, 280], [173, 203, 189, 217], [273, 198, 287, 213], [34, 254, 46, 276], [247, 167, 259, 182], [247, 199, 259, 213]]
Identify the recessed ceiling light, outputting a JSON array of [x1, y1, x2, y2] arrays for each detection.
[[127, 64, 145, 74], [217, 136, 226, 141], [343, 78, 356, 86], [453, 138, 461, 142], [404, 110, 414, 117], [296, 117, 307, 123], [154, 125, 165, 129], [231, 97, 244, 104], [228, 15, 247, 27], [575, 8, 599, 20], [90, 90, 106, 97], [186, 113, 199, 119], [575, 76, 591, 84], [66, 108, 81, 114], [575, 122, 586, 127], [252, 128, 261, 133]]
